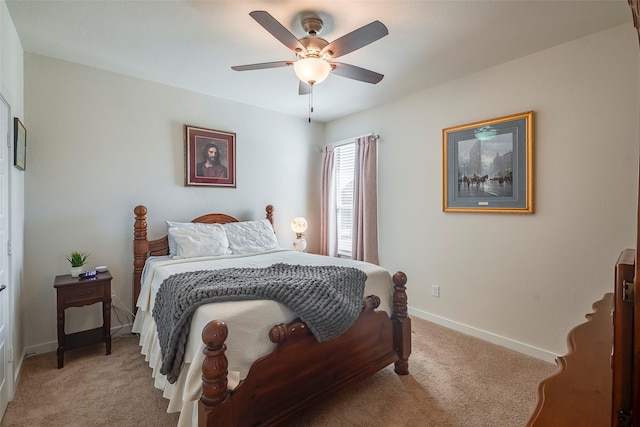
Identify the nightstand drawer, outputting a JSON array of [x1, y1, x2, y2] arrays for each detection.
[[60, 282, 105, 304]]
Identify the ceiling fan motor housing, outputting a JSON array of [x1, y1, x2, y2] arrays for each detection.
[[295, 16, 330, 59], [298, 36, 330, 59]]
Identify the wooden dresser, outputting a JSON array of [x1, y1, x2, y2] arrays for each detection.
[[526, 293, 613, 426], [526, 248, 638, 427]]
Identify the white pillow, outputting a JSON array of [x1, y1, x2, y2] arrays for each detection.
[[169, 222, 232, 259], [166, 220, 195, 256], [223, 219, 278, 254]]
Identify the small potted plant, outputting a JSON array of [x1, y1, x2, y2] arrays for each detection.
[[66, 251, 90, 277]]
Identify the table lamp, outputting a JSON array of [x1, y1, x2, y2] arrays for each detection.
[[291, 217, 308, 252]]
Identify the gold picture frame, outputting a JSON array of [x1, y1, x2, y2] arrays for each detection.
[[443, 111, 534, 213]]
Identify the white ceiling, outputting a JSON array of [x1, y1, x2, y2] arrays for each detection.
[[5, 1, 633, 123]]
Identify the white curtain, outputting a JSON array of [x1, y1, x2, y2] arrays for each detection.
[[320, 145, 337, 257], [352, 136, 379, 264]]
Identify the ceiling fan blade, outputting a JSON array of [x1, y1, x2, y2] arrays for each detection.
[[331, 62, 384, 84], [299, 81, 311, 95], [249, 11, 307, 54], [321, 21, 388, 59], [231, 61, 292, 71]]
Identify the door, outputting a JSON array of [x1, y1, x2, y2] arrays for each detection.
[[0, 94, 11, 419]]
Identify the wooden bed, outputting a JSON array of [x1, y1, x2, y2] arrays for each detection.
[[133, 204, 411, 426]]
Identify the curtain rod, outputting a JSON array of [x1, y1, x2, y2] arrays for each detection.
[[330, 132, 380, 147]]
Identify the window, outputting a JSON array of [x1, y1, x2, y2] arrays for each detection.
[[334, 143, 354, 257]]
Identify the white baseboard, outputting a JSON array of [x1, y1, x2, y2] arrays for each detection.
[[408, 306, 558, 364], [24, 324, 133, 357]]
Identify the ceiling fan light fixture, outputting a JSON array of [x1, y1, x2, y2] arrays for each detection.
[[293, 57, 331, 85]]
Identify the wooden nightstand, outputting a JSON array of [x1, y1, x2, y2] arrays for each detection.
[[54, 271, 112, 368]]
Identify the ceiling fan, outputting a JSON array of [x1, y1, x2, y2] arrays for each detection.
[[231, 11, 389, 96]]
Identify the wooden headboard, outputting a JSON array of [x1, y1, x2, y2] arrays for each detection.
[[132, 204, 275, 312]]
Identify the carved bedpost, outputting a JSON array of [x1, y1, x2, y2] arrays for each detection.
[[265, 205, 274, 228], [392, 271, 411, 375], [199, 320, 233, 427], [133, 205, 149, 313]]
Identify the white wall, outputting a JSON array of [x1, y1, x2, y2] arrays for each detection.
[[23, 54, 323, 350], [326, 24, 640, 359], [0, 0, 24, 386], [19, 22, 640, 361]]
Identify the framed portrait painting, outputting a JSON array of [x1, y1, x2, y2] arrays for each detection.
[[443, 111, 534, 213], [13, 118, 26, 171], [185, 125, 236, 187]]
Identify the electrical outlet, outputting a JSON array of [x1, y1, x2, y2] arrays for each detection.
[[432, 285, 440, 297]]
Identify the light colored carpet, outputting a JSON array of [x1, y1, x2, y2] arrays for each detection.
[[1, 317, 557, 426]]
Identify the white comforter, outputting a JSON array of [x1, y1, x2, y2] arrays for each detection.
[[132, 248, 394, 426]]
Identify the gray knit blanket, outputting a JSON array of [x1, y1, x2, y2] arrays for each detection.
[[152, 263, 367, 383]]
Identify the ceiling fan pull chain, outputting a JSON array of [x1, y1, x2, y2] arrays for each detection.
[[308, 84, 314, 123]]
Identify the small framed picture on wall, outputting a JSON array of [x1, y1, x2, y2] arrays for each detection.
[[13, 118, 26, 171], [184, 125, 236, 188]]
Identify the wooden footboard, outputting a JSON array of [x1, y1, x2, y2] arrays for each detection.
[[198, 271, 410, 426]]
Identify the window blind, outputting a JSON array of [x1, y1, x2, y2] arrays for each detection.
[[335, 143, 355, 257]]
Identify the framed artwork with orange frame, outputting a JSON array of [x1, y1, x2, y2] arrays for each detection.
[[443, 111, 534, 213]]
